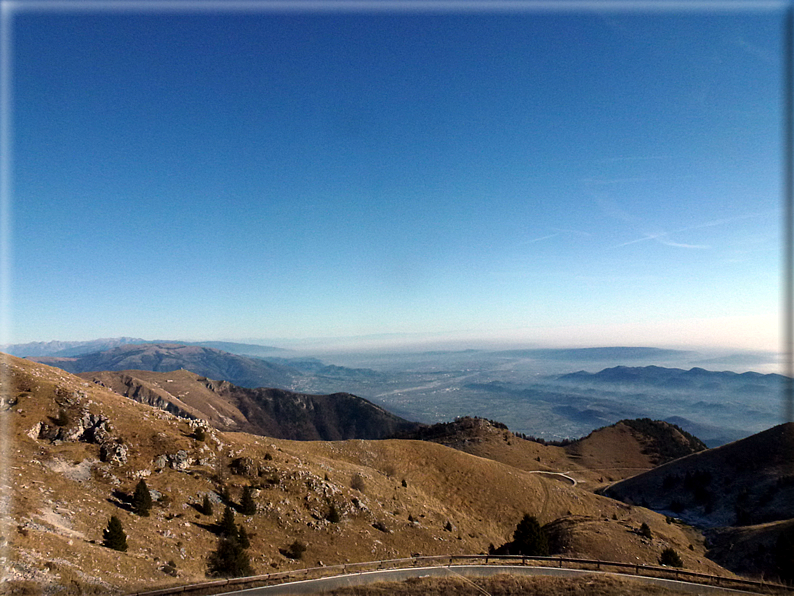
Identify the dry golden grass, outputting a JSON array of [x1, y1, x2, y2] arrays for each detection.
[[326, 573, 716, 596]]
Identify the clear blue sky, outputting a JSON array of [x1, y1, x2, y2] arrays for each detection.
[[7, 2, 786, 352]]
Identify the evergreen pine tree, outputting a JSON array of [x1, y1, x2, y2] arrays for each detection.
[[201, 494, 213, 516], [207, 536, 252, 577], [512, 513, 549, 556], [219, 485, 231, 505], [132, 479, 152, 517], [660, 547, 683, 567], [239, 485, 256, 515], [218, 505, 238, 540], [775, 525, 794, 584], [326, 502, 341, 523], [103, 515, 128, 552], [237, 525, 251, 549], [639, 522, 652, 539]]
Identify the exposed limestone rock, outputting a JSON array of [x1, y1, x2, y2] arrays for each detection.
[[27, 422, 43, 440], [168, 450, 190, 471], [36, 409, 111, 445], [99, 441, 128, 466], [0, 395, 18, 410]]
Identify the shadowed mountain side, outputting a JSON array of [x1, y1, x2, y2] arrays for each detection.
[[81, 369, 421, 441], [603, 422, 794, 529], [31, 343, 302, 390], [703, 518, 794, 582], [218, 384, 422, 441]]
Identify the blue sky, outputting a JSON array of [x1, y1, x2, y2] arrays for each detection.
[[7, 2, 786, 352]]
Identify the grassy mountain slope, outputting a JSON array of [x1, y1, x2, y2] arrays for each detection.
[[2, 354, 731, 594], [396, 416, 707, 490]]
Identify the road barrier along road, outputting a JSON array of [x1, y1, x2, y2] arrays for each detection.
[[129, 554, 794, 596]]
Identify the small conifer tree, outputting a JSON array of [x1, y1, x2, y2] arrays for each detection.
[[219, 505, 238, 540], [512, 513, 549, 556], [639, 522, 652, 539], [103, 516, 128, 552], [201, 494, 213, 516], [239, 485, 256, 515], [55, 409, 70, 427], [660, 547, 683, 567], [284, 540, 306, 560], [351, 473, 366, 492], [207, 536, 252, 577], [219, 484, 231, 505], [237, 525, 251, 549], [132, 479, 153, 517], [326, 502, 341, 523]]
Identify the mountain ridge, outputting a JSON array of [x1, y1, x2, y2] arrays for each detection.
[[81, 368, 421, 441]]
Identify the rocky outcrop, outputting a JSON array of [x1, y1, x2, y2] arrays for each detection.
[[33, 407, 128, 466], [99, 441, 128, 465], [230, 456, 259, 478], [37, 410, 111, 444], [153, 451, 191, 471]]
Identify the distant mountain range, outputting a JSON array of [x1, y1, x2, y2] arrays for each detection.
[[558, 365, 786, 392], [29, 343, 302, 390], [4, 338, 286, 359], [2, 336, 149, 358]]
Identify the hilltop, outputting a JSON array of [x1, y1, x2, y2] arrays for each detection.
[[396, 416, 707, 489], [1, 354, 731, 594]]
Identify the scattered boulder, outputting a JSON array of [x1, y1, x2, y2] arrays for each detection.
[[100, 441, 128, 466], [230, 457, 258, 477], [168, 450, 190, 471]]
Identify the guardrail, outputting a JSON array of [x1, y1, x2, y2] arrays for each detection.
[[128, 554, 794, 596]]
